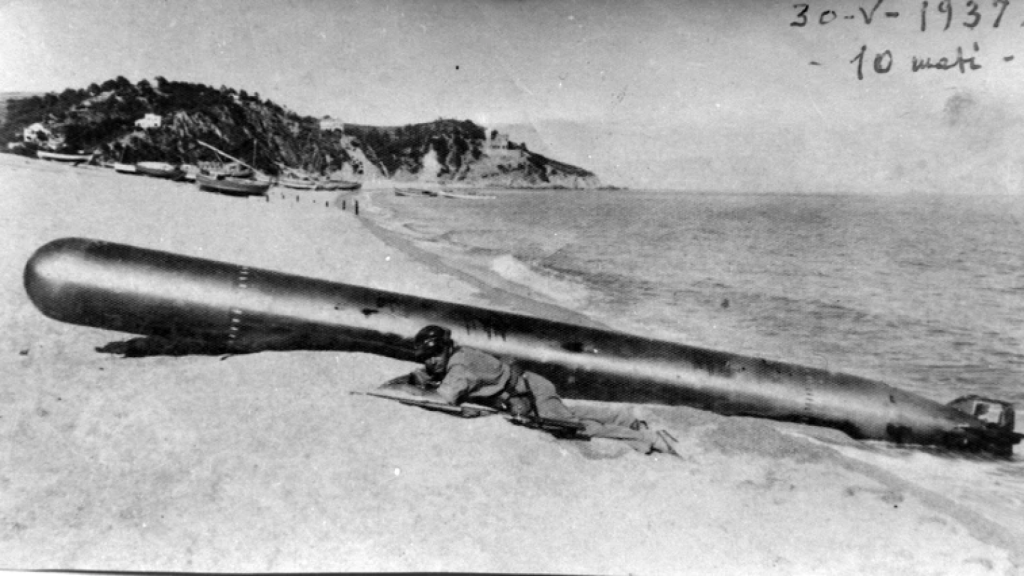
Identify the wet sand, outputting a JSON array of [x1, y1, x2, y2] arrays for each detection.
[[0, 153, 1020, 574]]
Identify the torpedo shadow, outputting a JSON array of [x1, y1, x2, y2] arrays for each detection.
[[96, 336, 229, 357], [95, 335, 417, 360]]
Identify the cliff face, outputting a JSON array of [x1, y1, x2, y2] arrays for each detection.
[[342, 121, 600, 188], [460, 147, 603, 189], [1, 78, 601, 189]]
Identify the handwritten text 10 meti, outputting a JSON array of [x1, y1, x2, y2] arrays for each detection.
[[791, 0, 1019, 79]]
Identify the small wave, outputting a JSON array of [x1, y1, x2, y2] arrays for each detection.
[[489, 254, 591, 308]]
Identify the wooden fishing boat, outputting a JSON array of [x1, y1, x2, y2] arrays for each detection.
[[179, 164, 200, 182], [113, 162, 137, 174], [193, 140, 270, 196], [196, 172, 271, 197], [319, 179, 361, 191], [37, 150, 93, 164], [278, 175, 321, 190], [395, 188, 438, 197], [204, 162, 253, 179], [196, 141, 258, 177], [438, 190, 496, 200], [276, 165, 322, 190], [135, 161, 185, 180]]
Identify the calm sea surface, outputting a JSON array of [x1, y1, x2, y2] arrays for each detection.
[[372, 187, 1024, 531], [376, 189, 1024, 408]]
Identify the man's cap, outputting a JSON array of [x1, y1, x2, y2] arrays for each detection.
[[414, 325, 452, 360]]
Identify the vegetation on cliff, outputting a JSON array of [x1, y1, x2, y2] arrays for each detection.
[[1, 77, 601, 188]]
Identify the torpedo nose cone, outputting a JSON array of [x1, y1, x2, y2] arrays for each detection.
[[23, 237, 101, 323]]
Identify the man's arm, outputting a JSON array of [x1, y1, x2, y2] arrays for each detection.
[[379, 369, 437, 396], [433, 363, 476, 404]]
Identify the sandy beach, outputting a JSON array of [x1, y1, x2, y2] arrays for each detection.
[[0, 153, 1021, 574]]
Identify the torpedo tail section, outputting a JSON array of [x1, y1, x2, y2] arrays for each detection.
[[946, 396, 1022, 457]]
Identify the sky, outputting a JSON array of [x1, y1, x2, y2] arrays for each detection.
[[3, 0, 1024, 192]]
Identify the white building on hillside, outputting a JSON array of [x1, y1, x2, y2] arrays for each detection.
[[487, 130, 510, 149], [22, 123, 52, 145], [135, 113, 162, 129], [320, 117, 345, 132]]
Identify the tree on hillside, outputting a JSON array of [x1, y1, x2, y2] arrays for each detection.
[[58, 88, 81, 106], [136, 79, 155, 98]]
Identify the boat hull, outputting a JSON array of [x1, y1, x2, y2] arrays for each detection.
[[278, 177, 320, 190], [37, 151, 93, 164], [439, 191, 496, 200], [319, 180, 361, 191], [397, 188, 438, 197], [196, 173, 270, 196], [22, 237, 1022, 456], [135, 162, 184, 180]]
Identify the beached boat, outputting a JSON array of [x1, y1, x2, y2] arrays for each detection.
[[193, 140, 270, 196], [112, 162, 137, 174], [394, 188, 438, 197], [438, 190, 496, 200], [397, 188, 438, 197], [320, 179, 361, 191], [196, 172, 271, 197], [179, 164, 200, 182], [204, 162, 253, 179], [37, 150, 93, 164], [276, 165, 323, 190], [135, 161, 185, 180], [278, 175, 321, 190]]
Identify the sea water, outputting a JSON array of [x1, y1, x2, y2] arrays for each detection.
[[370, 188, 1024, 533], [374, 189, 1023, 404]]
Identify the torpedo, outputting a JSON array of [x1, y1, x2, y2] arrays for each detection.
[[23, 237, 1023, 456]]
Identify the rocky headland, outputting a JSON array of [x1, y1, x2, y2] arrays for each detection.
[[0, 78, 601, 189]]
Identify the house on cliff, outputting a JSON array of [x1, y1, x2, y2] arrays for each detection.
[[487, 130, 510, 149], [23, 123, 52, 145], [135, 113, 162, 129], [320, 117, 345, 132]]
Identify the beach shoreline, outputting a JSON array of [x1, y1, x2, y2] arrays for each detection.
[[1, 154, 1021, 574], [354, 187, 607, 329]]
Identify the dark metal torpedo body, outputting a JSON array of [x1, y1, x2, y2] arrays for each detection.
[[24, 238, 1022, 455]]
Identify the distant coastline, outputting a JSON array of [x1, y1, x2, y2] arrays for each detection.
[[0, 81, 605, 191]]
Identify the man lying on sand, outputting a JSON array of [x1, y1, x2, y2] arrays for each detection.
[[380, 325, 680, 456]]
